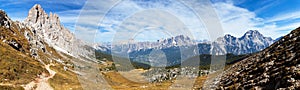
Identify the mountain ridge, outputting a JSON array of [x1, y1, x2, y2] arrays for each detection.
[[212, 29, 274, 55], [98, 29, 275, 55], [95, 30, 275, 67]]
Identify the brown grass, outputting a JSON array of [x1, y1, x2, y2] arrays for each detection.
[[102, 71, 208, 90], [0, 41, 47, 86], [193, 76, 208, 89], [0, 85, 24, 90], [103, 71, 173, 90], [48, 64, 83, 90]]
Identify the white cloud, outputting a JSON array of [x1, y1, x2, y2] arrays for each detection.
[[56, 10, 81, 23], [254, 22, 300, 38], [266, 11, 300, 23], [212, 1, 300, 39], [213, 2, 263, 37], [75, 25, 98, 43], [114, 9, 192, 42], [69, 0, 300, 42], [88, 0, 213, 42]]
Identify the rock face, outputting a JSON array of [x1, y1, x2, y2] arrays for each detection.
[[0, 10, 45, 58], [0, 10, 11, 28], [216, 27, 300, 89], [24, 4, 75, 55], [1, 4, 93, 60], [212, 30, 274, 55], [23, 4, 93, 58]]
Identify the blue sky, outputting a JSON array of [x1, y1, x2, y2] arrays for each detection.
[[0, 0, 300, 42]]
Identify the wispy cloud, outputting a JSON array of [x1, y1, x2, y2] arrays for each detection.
[[75, 0, 212, 42], [253, 0, 280, 14], [213, 2, 262, 37], [266, 11, 300, 23], [212, 1, 300, 39]]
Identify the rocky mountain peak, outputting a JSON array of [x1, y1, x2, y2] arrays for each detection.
[[25, 4, 48, 24], [245, 30, 259, 33], [245, 30, 260, 35], [156, 35, 195, 47], [212, 30, 274, 55], [224, 34, 236, 40], [33, 4, 43, 10], [224, 34, 232, 37], [22, 4, 93, 58], [241, 30, 274, 46], [0, 10, 12, 28], [25, 4, 62, 28], [23, 4, 74, 55], [241, 30, 264, 39], [0, 9, 7, 18], [49, 12, 62, 27]]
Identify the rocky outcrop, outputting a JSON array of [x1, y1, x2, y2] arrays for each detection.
[[24, 4, 75, 55], [0, 10, 11, 28], [214, 27, 300, 89], [23, 4, 94, 58], [0, 10, 44, 57]]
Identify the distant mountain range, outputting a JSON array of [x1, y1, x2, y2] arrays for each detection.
[[95, 29, 275, 66], [98, 30, 274, 55]]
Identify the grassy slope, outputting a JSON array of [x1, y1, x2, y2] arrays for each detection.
[[0, 22, 48, 89], [48, 64, 83, 90], [0, 40, 47, 89], [0, 21, 82, 89], [45, 46, 83, 90]]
